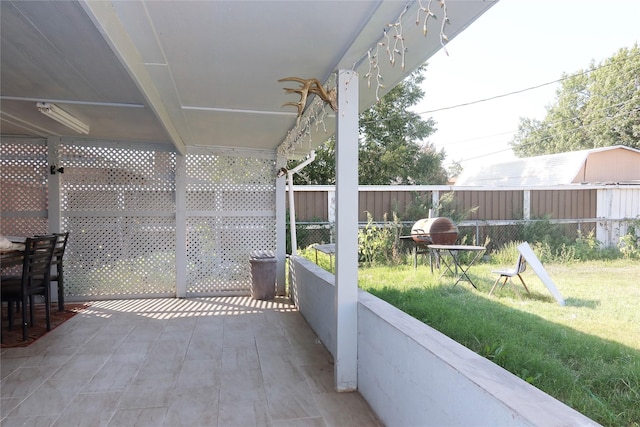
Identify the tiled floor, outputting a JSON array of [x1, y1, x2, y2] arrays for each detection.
[[1, 297, 382, 427]]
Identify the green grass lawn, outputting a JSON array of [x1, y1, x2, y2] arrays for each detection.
[[358, 258, 640, 427]]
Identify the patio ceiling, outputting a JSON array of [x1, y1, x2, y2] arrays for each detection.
[[0, 0, 496, 158]]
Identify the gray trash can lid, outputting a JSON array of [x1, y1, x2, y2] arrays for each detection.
[[250, 250, 275, 259]]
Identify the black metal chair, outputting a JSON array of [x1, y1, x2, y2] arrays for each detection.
[[1, 235, 57, 341], [49, 232, 69, 312]]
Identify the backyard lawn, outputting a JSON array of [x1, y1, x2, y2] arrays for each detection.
[[357, 258, 640, 427]]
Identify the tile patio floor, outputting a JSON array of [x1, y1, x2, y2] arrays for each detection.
[[1, 297, 382, 427]]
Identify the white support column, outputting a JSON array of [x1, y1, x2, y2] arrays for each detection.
[[175, 154, 187, 298], [334, 69, 358, 392], [432, 190, 440, 216], [328, 189, 336, 224], [523, 190, 531, 220], [288, 172, 298, 256], [275, 171, 287, 295], [47, 138, 62, 304], [47, 137, 62, 234]]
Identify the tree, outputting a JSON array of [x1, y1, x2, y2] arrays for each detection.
[[510, 44, 640, 157], [289, 67, 447, 185]]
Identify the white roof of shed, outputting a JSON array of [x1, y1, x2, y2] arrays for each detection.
[[455, 146, 640, 187]]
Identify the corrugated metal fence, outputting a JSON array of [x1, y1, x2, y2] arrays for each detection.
[[287, 185, 640, 250]]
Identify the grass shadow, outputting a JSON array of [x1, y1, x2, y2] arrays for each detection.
[[564, 297, 601, 309]]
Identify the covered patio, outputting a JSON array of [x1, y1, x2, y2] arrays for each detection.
[[2, 1, 599, 425], [1, 297, 380, 426]]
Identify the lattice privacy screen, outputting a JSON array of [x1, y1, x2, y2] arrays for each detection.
[[2, 140, 276, 299], [61, 144, 177, 297], [0, 139, 49, 238], [186, 153, 276, 294]]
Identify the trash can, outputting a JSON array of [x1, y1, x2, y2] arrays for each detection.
[[250, 251, 276, 300]]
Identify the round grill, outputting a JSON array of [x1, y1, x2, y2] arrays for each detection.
[[410, 217, 458, 245]]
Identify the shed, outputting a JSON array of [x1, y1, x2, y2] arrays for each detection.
[[455, 145, 640, 187]]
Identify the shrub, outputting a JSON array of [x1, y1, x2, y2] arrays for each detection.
[[520, 216, 573, 251], [619, 219, 640, 259], [358, 212, 403, 265], [490, 241, 523, 265]]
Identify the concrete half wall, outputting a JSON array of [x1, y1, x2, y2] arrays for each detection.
[[289, 256, 598, 426], [289, 255, 337, 358]]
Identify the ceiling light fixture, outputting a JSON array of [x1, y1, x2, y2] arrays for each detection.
[[36, 102, 90, 134]]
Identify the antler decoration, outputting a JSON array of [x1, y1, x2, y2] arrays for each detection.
[[279, 77, 337, 124]]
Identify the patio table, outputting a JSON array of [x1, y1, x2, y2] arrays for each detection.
[[1, 236, 26, 269], [313, 243, 335, 272], [427, 244, 486, 289]]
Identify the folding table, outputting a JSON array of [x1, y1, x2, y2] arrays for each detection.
[[427, 244, 486, 289]]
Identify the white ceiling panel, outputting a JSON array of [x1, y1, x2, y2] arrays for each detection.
[[0, 0, 497, 156]]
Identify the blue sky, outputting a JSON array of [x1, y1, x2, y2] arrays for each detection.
[[414, 0, 640, 170]]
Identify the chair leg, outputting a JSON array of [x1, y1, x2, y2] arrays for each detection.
[[57, 267, 65, 312], [21, 296, 29, 341], [517, 274, 530, 294], [499, 276, 509, 292], [7, 301, 14, 329], [29, 295, 35, 326], [45, 286, 51, 331], [489, 276, 503, 296]]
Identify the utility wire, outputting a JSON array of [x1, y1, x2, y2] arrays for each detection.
[[355, 48, 639, 162], [457, 105, 638, 163], [415, 49, 639, 115], [436, 98, 636, 150]]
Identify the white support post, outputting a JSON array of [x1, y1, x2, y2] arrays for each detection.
[[47, 137, 62, 234], [175, 154, 187, 298], [288, 172, 298, 256], [334, 69, 358, 391], [275, 171, 287, 295], [432, 190, 440, 216], [328, 189, 336, 224], [523, 190, 531, 220], [47, 138, 62, 305]]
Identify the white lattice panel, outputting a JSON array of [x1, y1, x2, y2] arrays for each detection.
[[61, 144, 177, 297], [3, 140, 276, 299], [64, 217, 176, 297], [0, 139, 49, 237], [186, 151, 276, 294]]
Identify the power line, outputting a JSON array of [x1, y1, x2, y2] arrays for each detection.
[[457, 105, 638, 163], [437, 98, 636, 151], [415, 49, 639, 115], [356, 48, 639, 163], [417, 77, 567, 115]]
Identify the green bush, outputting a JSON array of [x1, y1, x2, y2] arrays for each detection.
[[489, 241, 523, 265], [358, 212, 403, 265], [520, 217, 573, 250], [619, 219, 640, 259]]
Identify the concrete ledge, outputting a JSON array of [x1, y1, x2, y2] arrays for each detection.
[[289, 255, 598, 426], [289, 256, 337, 357], [357, 290, 599, 426]]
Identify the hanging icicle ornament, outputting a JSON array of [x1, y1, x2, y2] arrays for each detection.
[[386, 5, 408, 71], [277, 0, 452, 165], [362, 0, 450, 102], [416, 0, 450, 55]]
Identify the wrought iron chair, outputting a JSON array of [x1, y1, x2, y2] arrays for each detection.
[[49, 232, 70, 312], [489, 254, 530, 296], [1, 235, 57, 341]]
